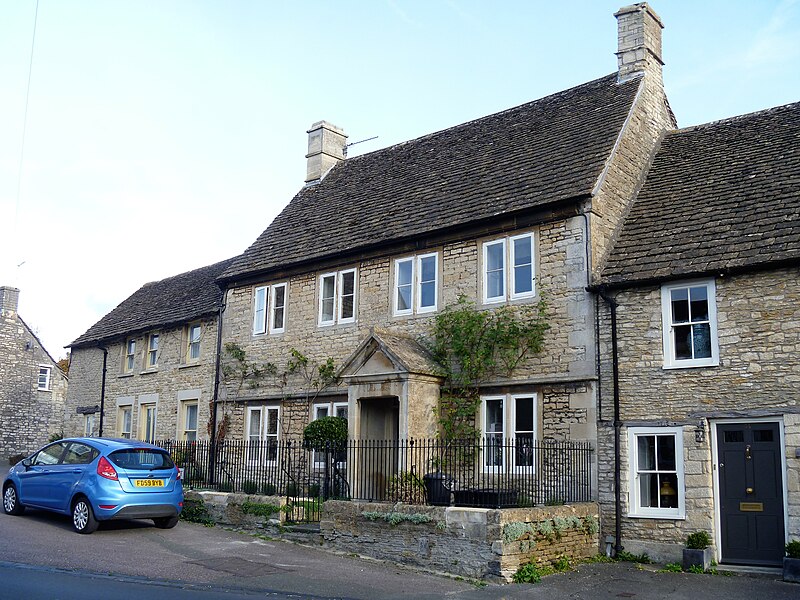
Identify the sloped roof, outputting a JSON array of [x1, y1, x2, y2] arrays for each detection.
[[602, 102, 800, 286], [339, 328, 443, 378], [221, 73, 642, 282], [70, 258, 235, 348]]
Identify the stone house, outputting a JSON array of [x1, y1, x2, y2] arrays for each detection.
[[64, 259, 233, 442], [595, 102, 800, 566], [0, 286, 68, 464], [213, 2, 674, 490]]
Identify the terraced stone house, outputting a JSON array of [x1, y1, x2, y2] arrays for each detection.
[[65, 259, 233, 443], [0, 286, 67, 464], [596, 103, 800, 567], [213, 3, 673, 493]]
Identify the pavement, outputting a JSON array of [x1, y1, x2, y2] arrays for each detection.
[[0, 509, 797, 599]]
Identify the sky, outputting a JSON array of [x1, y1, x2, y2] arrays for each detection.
[[1, 0, 798, 360]]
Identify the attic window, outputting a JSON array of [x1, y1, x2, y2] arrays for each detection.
[[482, 232, 536, 304], [253, 283, 287, 335]]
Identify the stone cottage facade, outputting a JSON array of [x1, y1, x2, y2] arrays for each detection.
[[213, 3, 674, 488], [0, 286, 68, 464], [64, 259, 233, 442], [595, 103, 800, 566]]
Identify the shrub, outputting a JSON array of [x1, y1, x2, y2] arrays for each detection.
[[180, 498, 214, 526], [242, 480, 258, 495], [786, 540, 800, 559], [303, 417, 347, 452], [686, 531, 711, 550], [241, 501, 280, 517], [261, 483, 277, 496], [217, 481, 234, 493], [286, 482, 300, 497], [308, 483, 321, 498]]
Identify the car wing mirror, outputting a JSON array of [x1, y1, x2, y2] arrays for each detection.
[[21, 458, 32, 469]]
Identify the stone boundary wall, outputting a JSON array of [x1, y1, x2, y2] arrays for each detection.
[[320, 500, 599, 582]]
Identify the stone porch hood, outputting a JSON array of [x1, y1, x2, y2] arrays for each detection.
[[337, 328, 443, 440]]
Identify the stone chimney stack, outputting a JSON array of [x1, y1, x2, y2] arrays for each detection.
[[615, 3, 664, 82], [305, 121, 347, 184], [0, 286, 20, 316]]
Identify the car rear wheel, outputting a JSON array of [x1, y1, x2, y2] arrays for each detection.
[[3, 484, 25, 515], [72, 497, 98, 534], [153, 515, 179, 529]]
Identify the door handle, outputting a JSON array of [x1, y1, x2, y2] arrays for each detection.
[[745, 445, 752, 460], [746, 487, 754, 494]]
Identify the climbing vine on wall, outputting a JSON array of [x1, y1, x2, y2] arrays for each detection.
[[427, 295, 549, 440]]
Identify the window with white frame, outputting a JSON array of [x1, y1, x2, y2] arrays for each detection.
[[118, 406, 132, 438], [181, 401, 198, 441], [482, 233, 536, 304], [318, 269, 356, 326], [481, 394, 536, 471], [246, 405, 280, 464], [661, 280, 718, 368], [253, 283, 287, 335], [139, 403, 157, 442], [186, 323, 201, 362], [124, 339, 136, 373], [628, 427, 685, 519], [146, 333, 159, 369], [393, 253, 438, 316], [37, 366, 51, 391]]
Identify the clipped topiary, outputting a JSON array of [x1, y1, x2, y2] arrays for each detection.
[[303, 416, 348, 452], [686, 531, 711, 550]]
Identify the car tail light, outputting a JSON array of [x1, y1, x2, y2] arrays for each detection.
[[97, 456, 118, 481], [175, 466, 182, 481]]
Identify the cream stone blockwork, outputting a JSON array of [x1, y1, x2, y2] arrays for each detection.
[[64, 316, 219, 441], [597, 267, 800, 560], [221, 216, 598, 444]]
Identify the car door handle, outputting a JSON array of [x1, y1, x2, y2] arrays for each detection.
[[72, 469, 82, 474]]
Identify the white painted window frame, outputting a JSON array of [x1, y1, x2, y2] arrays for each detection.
[[146, 333, 159, 369], [124, 339, 136, 373], [253, 283, 288, 335], [480, 393, 538, 473], [660, 279, 719, 369], [181, 400, 199, 442], [318, 269, 357, 326], [37, 365, 51, 391], [186, 323, 201, 362], [118, 405, 132, 439], [627, 426, 686, 519], [482, 238, 507, 304], [392, 252, 439, 316], [509, 233, 536, 300]]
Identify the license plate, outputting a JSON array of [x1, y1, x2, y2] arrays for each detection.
[[134, 479, 164, 488]]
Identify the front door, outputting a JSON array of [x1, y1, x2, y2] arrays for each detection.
[[716, 422, 785, 566]]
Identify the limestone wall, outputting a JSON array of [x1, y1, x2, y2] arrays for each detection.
[[0, 309, 67, 463], [597, 267, 800, 561], [64, 316, 219, 441]]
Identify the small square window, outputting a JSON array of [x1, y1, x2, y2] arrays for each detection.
[[482, 233, 536, 304], [661, 280, 718, 368], [318, 269, 357, 326], [393, 253, 438, 316], [181, 401, 198, 442], [253, 283, 288, 335], [628, 427, 685, 519]]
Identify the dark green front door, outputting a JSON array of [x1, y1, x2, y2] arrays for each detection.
[[717, 422, 785, 566]]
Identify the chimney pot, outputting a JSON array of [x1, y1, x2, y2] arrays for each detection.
[[305, 121, 347, 184]]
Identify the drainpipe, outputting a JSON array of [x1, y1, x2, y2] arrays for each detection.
[[597, 289, 623, 557], [209, 290, 227, 484], [98, 346, 108, 437]]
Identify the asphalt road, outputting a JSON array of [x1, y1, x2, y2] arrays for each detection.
[[0, 508, 797, 600]]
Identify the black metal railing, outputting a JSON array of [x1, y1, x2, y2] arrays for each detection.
[[155, 437, 593, 521]]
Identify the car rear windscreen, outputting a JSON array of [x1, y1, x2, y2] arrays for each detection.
[[109, 449, 175, 470]]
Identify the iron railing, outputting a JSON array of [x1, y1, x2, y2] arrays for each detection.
[[156, 437, 593, 520]]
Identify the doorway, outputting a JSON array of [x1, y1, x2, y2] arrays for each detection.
[[356, 397, 399, 499], [715, 421, 785, 566]]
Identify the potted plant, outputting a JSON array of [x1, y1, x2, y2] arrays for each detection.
[[682, 531, 713, 572], [784, 540, 800, 583]]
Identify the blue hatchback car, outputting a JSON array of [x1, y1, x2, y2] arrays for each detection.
[[2, 437, 183, 534]]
